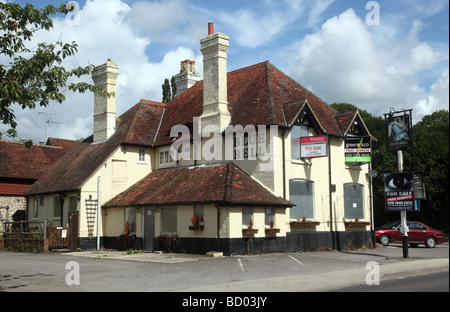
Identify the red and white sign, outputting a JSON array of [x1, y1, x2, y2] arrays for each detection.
[[300, 135, 327, 158]]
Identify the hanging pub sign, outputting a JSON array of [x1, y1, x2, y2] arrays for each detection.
[[344, 136, 371, 164], [384, 172, 417, 211], [300, 135, 327, 158], [384, 109, 413, 151]]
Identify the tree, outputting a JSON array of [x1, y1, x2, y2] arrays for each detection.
[[332, 103, 449, 234], [162, 76, 177, 103], [404, 110, 449, 234], [0, 2, 111, 145]]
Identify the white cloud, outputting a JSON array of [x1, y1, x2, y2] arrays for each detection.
[[288, 8, 447, 122], [1, 0, 200, 142]]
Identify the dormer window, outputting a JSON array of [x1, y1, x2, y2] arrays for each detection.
[[291, 125, 310, 160]]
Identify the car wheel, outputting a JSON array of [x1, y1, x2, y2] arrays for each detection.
[[425, 237, 436, 248], [379, 234, 390, 246]]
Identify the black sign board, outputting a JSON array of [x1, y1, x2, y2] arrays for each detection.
[[384, 172, 417, 211], [384, 110, 413, 151]]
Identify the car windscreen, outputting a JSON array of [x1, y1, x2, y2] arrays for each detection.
[[381, 222, 400, 229]]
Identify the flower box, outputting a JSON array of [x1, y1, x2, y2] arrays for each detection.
[[242, 228, 259, 235], [188, 225, 204, 231], [290, 220, 320, 227], [265, 228, 280, 235], [344, 221, 370, 227]]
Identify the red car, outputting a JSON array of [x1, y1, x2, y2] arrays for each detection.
[[375, 221, 445, 248]]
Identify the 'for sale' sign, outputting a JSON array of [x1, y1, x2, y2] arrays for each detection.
[[345, 136, 371, 164], [384, 172, 416, 211]]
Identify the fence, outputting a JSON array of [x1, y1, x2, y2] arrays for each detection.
[[47, 226, 69, 249], [1, 221, 71, 251]]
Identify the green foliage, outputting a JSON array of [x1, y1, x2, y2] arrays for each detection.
[[0, 2, 109, 141], [162, 76, 177, 103], [331, 103, 449, 234]]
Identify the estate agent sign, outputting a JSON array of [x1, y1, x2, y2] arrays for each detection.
[[344, 136, 371, 164], [384, 172, 416, 211], [300, 135, 327, 158]]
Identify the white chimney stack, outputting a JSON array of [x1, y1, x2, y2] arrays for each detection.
[[174, 59, 200, 97], [92, 59, 118, 143], [199, 22, 230, 132]]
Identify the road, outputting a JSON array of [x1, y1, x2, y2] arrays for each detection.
[[0, 243, 448, 294], [327, 270, 449, 292]]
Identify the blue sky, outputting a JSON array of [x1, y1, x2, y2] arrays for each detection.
[[2, 0, 449, 143]]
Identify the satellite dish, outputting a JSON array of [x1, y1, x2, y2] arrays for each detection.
[[368, 169, 378, 178]]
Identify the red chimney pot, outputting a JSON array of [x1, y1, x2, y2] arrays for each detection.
[[208, 22, 214, 35]]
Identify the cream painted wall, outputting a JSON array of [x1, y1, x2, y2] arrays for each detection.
[[156, 124, 372, 239]]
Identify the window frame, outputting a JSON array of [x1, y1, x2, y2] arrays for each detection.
[[138, 148, 147, 164], [242, 207, 253, 227], [159, 149, 173, 167], [291, 124, 310, 161], [289, 179, 315, 220]]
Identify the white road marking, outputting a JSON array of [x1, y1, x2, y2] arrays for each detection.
[[238, 258, 245, 272], [288, 255, 304, 266]]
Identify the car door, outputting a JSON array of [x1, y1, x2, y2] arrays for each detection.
[[408, 222, 428, 243], [390, 224, 403, 243]]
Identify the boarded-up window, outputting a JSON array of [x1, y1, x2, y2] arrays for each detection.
[[344, 183, 364, 219], [289, 179, 314, 219], [112, 160, 127, 182], [161, 206, 177, 234]]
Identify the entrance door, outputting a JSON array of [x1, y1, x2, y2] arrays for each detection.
[[143, 207, 155, 250], [68, 211, 79, 251]]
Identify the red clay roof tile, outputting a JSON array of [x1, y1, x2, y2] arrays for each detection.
[[104, 162, 292, 208]]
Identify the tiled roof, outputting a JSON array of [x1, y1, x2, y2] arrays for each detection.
[[155, 61, 343, 146], [104, 162, 293, 208], [45, 137, 81, 153], [23, 100, 165, 196], [0, 140, 66, 180]]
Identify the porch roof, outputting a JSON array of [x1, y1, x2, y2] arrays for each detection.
[[103, 162, 293, 208]]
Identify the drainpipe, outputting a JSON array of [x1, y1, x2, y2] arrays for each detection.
[[215, 204, 221, 251], [97, 176, 101, 251], [328, 137, 335, 250], [282, 128, 287, 199], [59, 193, 66, 227]]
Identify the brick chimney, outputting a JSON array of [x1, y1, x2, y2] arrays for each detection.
[[174, 59, 200, 97], [199, 23, 230, 133], [91, 59, 118, 143]]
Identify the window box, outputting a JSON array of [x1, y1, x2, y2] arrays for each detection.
[[188, 225, 204, 231], [242, 228, 259, 235], [290, 220, 320, 227], [344, 220, 370, 227], [265, 228, 280, 235]]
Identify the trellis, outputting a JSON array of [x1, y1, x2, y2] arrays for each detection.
[[85, 199, 98, 239]]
